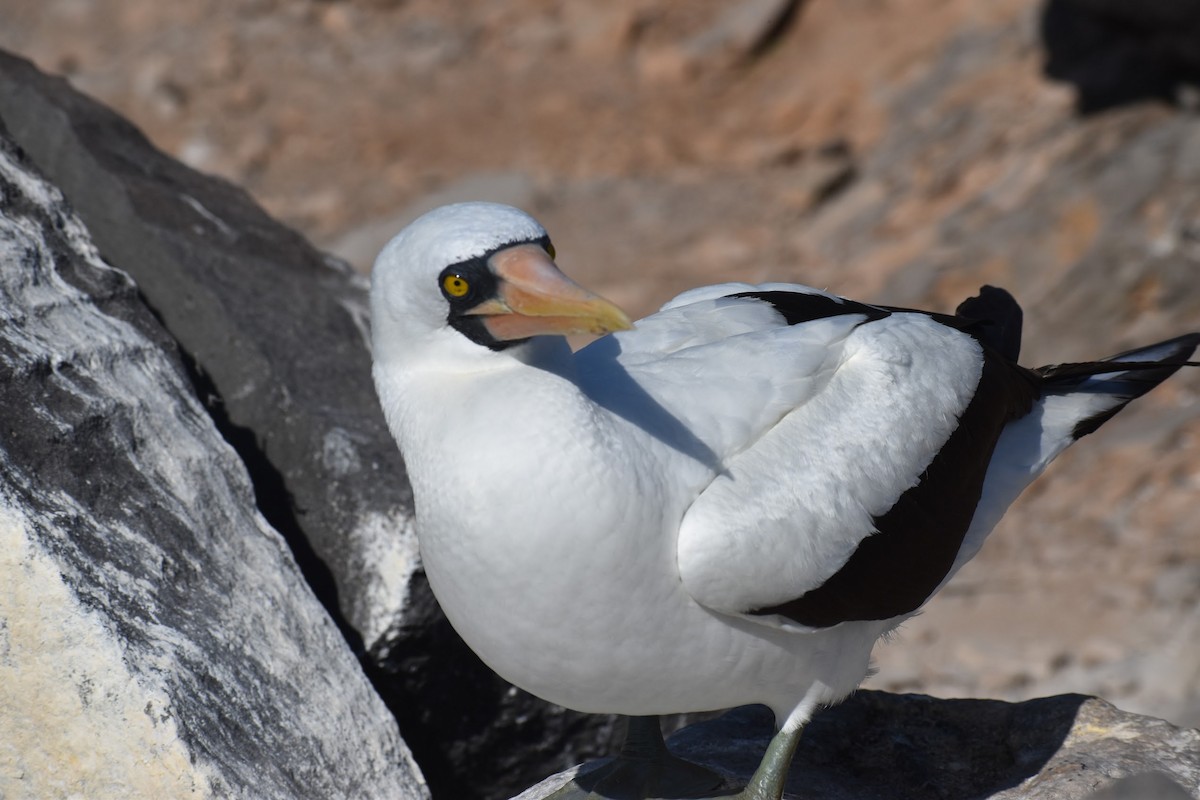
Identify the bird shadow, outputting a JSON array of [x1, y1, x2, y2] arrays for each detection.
[[572, 336, 725, 473], [667, 692, 1087, 799]]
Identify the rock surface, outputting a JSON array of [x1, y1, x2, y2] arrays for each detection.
[[517, 693, 1200, 800], [0, 124, 425, 798], [0, 47, 418, 667]]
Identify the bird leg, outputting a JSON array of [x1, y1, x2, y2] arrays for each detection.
[[547, 715, 732, 800], [546, 713, 808, 800], [726, 722, 803, 800]]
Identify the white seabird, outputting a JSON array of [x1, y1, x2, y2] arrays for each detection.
[[370, 201, 1199, 799]]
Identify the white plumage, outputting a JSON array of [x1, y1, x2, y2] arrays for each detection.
[[370, 202, 1199, 799]]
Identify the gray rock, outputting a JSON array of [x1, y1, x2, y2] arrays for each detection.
[[0, 50, 618, 800], [516, 692, 1200, 799], [0, 123, 425, 798], [1084, 772, 1194, 800], [683, 0, 803, 66], [0, 48, 418, 664]]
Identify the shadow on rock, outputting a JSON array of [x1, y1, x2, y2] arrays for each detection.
[[1041, 0, 1200, 113], [670, 692, 1085, 799]]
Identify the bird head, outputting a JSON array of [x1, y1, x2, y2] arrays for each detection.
[[370, 202, 632, 362]]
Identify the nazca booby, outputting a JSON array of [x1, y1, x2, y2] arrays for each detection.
[[370, 201, 1199, 799]]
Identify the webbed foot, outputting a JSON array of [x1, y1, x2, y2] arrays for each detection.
[[546, 714, 804, 800], [547, 716, 732, 799]]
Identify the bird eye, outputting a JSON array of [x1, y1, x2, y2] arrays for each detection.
[[442, 273, 471, 298]]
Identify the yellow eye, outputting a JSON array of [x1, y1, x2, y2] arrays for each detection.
[[442, 273, 470, 298]]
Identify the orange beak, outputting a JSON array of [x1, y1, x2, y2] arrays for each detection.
[[466, 244, 633, 341]]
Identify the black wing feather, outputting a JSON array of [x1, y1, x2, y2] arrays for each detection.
[[746, 285, 1037, 627]]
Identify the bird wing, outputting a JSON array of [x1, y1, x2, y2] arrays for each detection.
[[579, 283, 1020, 630], [573, 284, 874, 470]]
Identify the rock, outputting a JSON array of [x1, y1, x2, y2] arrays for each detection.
[[0, 123, 425, 798], [0, 49, 418, 664], [683, 0, 804, 66], [1042, 0, 1200, 112], [515, 692, 1200, 799], [636, 0, 802, 82], [1084, 772, 1194, 800], [0, 50, 618, 800]]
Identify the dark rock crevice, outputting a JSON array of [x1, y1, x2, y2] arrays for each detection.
[[169, 337, 368, 658]]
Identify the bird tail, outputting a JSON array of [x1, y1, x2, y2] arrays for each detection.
[[948, 333, 1199, 580], [1034, 333, 1200, 441]]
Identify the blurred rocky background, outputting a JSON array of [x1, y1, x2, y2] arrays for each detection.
[[1, 0, 1198, 798]]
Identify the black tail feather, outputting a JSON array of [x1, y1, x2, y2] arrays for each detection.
[[955, 285, 1024, 361], [1036, 333, 1200, 439]]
